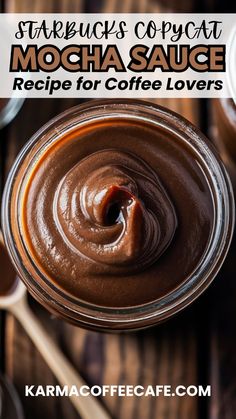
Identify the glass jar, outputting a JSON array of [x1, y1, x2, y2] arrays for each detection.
[[213, 27, 236, 190], [0, 98, 24, 129], [1, 100, 235, 331], [213, 98, 236, 190]]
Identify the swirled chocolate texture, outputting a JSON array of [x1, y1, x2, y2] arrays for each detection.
[[22, 118, 213, 307]]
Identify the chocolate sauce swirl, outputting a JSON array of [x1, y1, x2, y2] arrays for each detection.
[[55, 150, 177, 273], [22, 117, 214, 307]]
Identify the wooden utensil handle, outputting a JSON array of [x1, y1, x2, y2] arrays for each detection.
[[10, 294, 110, 419]]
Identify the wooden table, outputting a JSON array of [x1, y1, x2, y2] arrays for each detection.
[[0, 1, 236, 418]]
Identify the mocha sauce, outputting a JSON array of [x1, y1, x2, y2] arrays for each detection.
[[21, 118, 214, 308]]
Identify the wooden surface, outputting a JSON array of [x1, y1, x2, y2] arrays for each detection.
[[0, 1, 236, 419], [1, 98, 202, 419]]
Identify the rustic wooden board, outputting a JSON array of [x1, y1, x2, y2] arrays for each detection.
[[206, 101, 236, 419], [2, 96, 202, 419], [1, 1, 231, 419]]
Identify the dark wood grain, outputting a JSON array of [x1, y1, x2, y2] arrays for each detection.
[[206, 96, 236, 419], [1, 1, 233, 419], [2, 97, 201, 419], [2, 1, 201, 418]]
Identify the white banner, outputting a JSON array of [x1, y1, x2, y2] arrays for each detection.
[[0, 13, 236, 98]]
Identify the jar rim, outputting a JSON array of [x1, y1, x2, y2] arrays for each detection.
[[1, 99, 235, 331], [0, 97, 25, 129]]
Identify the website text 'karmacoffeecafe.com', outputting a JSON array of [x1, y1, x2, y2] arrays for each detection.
[[25, 385, 211, 398]]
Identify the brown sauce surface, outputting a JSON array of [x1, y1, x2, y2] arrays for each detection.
[[21, 118, 214, 308]]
